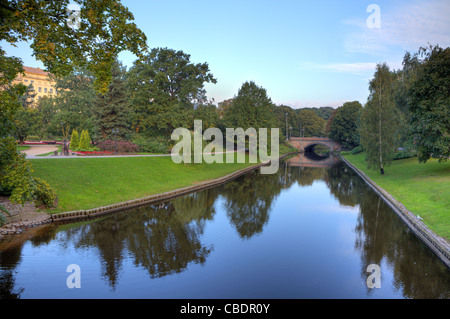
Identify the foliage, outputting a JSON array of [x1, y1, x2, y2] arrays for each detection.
[[14, 106, 40, 144], [127, 47, 217, 136], [392, 149, 417, 160], [297, 108, 326, 137], [95, 60, 131, 139], [70, 130, 80, 149], [78, 130, 91, 150], [351, 145, 364, 155], [97, 140, 139, 153], [33, 177, 56, 208], [223, 81, 276, 130], [360, 63, 397, 175], [297, 106, 335, 121], [407, 45, 450, 163], [273, 104, 300, 139], [0, 0, 148, 93], [132, 135, 170, 154], [328, 101, 362, 149], [0, 203, 11, 226]]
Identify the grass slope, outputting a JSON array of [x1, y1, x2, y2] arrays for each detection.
[[343, 152, 450, 241]]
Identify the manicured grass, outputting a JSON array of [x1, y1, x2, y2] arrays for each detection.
[[343, 152, 450, 241], [17, 145, 31, 151], [30, 144, 295, 214]]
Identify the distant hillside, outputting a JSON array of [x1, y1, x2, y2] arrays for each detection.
[[295, 106, 335, 121]]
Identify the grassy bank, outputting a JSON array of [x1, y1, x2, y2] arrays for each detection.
[[31, 144, 295, 213], [342, 152, 450, 241]]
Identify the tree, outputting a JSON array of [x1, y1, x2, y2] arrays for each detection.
[[95, 60, 131, 140], [127, 47, 217, 136], [79, 130, 91, 150], [328, 101, 363, 149], [14, 106, 39, 145], [297, 109, 326, 137], [1, 0, 147, 206], [223, 81, 276, 130], [360, 63, 397, 175], [0, 0, 148, 93], [70, 130, 79, 150], [407, 45, 450, 163], [273, 104, 299, 139]]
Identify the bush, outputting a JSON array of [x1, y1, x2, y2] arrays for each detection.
[[392, 150, 417, 160], [351, 145, 364, 154], [33, 177, 56, 208], [78, 130, 91, 150], [132, 135, 170, 154], [97, 139, 139, 153], [70, 130, 79, 149]]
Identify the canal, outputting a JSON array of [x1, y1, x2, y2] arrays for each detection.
[[0, 156, 449, 299]]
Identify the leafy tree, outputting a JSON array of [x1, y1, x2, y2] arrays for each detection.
[[407, 45, 450, 163], [127, 47, 217, 136], [95, 60, 131, 140], [297, 108, 326, 137], [194, 103, 221, 130], [18, 83, 37, 108], [14, 106, 39, 145], [360, 63, 397, 175], [223, 81, 276, 130], [0, 0, 148, 93], [328, 101, 363, 149]]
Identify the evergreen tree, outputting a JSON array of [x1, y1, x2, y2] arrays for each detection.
[[360, 63, 397, 175], [95, 60, 131, 140], [79, 130, 91, 150], [70, 130, 79, 149]]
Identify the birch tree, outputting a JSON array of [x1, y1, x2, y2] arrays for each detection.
[[360, 63, 397, 175]]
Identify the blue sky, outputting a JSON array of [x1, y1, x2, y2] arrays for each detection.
[[2, 0, 450, 108]]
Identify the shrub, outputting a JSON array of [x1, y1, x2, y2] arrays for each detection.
[[33, 177, 57, 208], [132, 135, 170, 154], [97, 139, 139, 153], [392, 150, 417, 160], [70, 130, 79, 149], [351, 145, 364, 155], [78, 130, 91, 150]]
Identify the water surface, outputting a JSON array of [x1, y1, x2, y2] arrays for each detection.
[[1, 158, 449, 299]]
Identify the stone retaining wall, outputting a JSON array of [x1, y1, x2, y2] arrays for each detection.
[[339, 155, 450, 269]]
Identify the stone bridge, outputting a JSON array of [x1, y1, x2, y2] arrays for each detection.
[[288, 137, 341, 153], [286, 153, 341, 168]]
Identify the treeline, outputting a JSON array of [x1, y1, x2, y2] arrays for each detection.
[[326, 44, 449, 174], [15, 47, 335, 153]]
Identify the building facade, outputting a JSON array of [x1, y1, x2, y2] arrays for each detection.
[[12, 66, 56, 107]]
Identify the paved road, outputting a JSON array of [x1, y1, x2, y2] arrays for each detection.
[[21, 145, 59, 157]]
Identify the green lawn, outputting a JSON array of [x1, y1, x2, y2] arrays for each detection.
[[31, 144, 295, 214], [342, 152, 450, 241]]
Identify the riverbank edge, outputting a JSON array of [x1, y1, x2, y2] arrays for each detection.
[[0, 152, 298, 238], [339, 154, 450, 269]]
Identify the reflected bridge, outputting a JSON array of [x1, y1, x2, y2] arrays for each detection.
[[286, 152, 340, 168]]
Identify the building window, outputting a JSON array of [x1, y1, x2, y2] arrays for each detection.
[[24, 79, 28, 82], [39, 87, 42, 92], [44, 88, 47, 93], [50, 88, 53, 93]]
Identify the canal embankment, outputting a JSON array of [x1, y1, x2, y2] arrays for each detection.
[[339, 153, 450, 268]]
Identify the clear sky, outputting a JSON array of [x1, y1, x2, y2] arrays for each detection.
[[2, 0, 450, 108]]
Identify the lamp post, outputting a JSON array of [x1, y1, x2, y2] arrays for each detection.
[[285, 113, 288, 141], [112, 128, 119, 154]]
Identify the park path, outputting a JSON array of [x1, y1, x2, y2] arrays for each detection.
[[21, 145, 59, 156]]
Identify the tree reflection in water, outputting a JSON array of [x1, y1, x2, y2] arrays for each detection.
[[1, 159, 449, 298]]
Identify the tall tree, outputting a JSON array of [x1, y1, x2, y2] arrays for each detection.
[[407, 45, 450, 163], [328, 101, 363, 149], [127, 47, 217, 136], [95, 60, 131, 140], [360, 63, 397, 175], [297, 108, 326, 137], [223, 81, 276, 130]]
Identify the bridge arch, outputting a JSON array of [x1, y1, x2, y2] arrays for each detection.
[[288, 137, 341, 153]]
